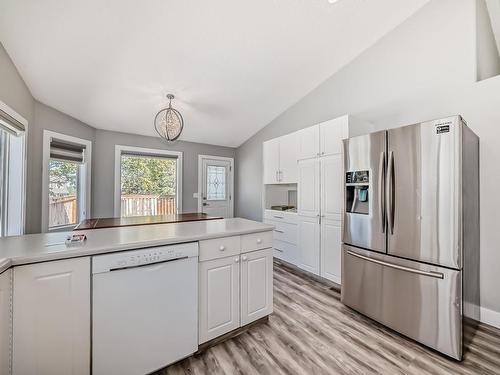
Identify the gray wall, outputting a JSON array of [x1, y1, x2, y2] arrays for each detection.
[[235, 0, 500, 316], [0, 43, 236, 232], [92, 129, 235, 217]]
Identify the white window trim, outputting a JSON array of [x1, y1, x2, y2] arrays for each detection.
[[114, 145, 183, 217], [42, 130, 92, 232], [197, 155, 234, 217], [0, 100, 28, 235]]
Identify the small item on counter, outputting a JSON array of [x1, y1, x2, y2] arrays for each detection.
[[65, 233, 87, 246]]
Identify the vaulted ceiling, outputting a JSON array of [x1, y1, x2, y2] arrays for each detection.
[[0, 0, 429, 147]]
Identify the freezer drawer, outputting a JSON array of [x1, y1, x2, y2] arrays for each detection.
[[341, 245, 462, 360]]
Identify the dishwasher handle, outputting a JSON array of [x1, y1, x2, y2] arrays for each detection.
[[107, 256, 189, 273]]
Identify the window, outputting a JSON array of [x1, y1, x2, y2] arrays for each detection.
[[206, 165, 226, 200], [0, 101, 27, 237], [114, 145, 182, 217], [42, 131, 92, 231]]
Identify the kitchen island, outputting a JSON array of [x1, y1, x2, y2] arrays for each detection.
[[0, 218, 274, 375]]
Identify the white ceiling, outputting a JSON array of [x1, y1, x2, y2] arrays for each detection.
[[0, 0, 429, 147]]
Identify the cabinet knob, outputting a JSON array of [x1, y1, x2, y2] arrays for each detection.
[[256, 238, 262, 244], [234, 257, 240, 263], [242, 255, 248, 261], [219, 245, 225, 251]]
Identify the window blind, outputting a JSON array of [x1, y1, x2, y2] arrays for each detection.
[[50, 139, 86, 163], [0, 107, 26, 136]]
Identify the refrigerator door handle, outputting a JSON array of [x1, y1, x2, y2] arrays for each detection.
[[386, 150, 395, 234], [378, 151, 385, 233], [347, 250, 444, 279]]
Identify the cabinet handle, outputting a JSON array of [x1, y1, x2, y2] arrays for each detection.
[[273, 216, 284, 219], [234, 257, 240, 263], [274, 229, 284, 233], [274, 247, 284, 252], [219, 245, 225, 251], [275, 170, 279, 182], [257, 238, 262, 244], [242, 255, 248, 261]]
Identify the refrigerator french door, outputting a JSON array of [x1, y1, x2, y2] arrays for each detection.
[[341, 116, 479, 361]]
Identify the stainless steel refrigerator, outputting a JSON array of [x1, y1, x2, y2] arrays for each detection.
[[341, 115, 479, 360]]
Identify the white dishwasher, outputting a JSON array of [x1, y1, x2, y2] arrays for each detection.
[[92, 242, 199, 375]]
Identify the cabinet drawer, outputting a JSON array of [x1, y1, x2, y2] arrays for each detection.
[[263, 210, 298, 224], [272, 239, 298, 265], [265, 220, 297, 245], [199, 236, 241, 262], [241, 231, 273, 253]]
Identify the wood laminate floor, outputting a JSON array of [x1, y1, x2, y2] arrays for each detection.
[[157, 261, 500, 375]]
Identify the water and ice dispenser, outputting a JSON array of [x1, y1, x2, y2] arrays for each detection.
[[345, 170, 370, 215]]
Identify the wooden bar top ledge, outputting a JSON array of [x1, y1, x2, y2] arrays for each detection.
[[74, 213, 223, 230]]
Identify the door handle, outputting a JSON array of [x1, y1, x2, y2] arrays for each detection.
[[347, 250, 444, 279], [386, 151, 395, 235], [203, 202, 209, 206], [378, 151, 386, 233]]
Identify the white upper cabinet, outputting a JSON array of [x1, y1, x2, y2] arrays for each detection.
[[263, 138, 280, 184], [297, 159, 320, 217], [263, 133, 298, 184], [297, 125, 320, 160], [320, 154, 344, 221], [13, 258, 91, 375], [0, 270, 12, 375], [278, 132, 298, 183], [319, 116, 349, 156]]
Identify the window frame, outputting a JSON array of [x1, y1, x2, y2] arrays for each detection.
[[114, 145, 183, 217], [42, 130, 92, 232], [0, 100, 28, 236]]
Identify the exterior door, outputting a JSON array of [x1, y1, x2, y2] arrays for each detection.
[[240, 248, 273, 325], [199, 256, 240, 344], [343, 130, 386, 253], [263, 139, 280, 184], [200, 157, 233, 218], [387, 117, 461, 268]]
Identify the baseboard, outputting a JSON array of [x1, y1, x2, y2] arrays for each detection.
[[464, 302, 500, 329]]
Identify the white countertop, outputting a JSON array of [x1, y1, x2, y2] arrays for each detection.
[[0, 218, 273, 273]]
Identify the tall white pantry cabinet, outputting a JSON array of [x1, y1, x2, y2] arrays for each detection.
[[263, 115, 372, 284]]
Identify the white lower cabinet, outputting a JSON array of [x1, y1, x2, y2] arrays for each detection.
[[0, 269, 12, 375], [297, 216, 320, 275], [13, 257, 91, 375], [320, 219, 342, 284], [241, 248, 273, 325], [199, 233, 274, 344], [199, 255, 240, 344]]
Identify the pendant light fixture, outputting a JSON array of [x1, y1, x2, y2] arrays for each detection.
[[154, 94, 184, 142]]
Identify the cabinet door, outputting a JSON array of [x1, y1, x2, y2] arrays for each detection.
[[319, 116, 349, 156], [199, 256, 240, 344], [241, 248, 273, 325], [297, 216, 320, 275], [13, 258, 90, 375], [320, 219, 342, 284], [0, 270, 12, 375], [263, 138, 280, 184], [298, 159, 320, 217], [279, 132, 298, 183], [297, 125, 320, 160], [320, 154, 343, 222]]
